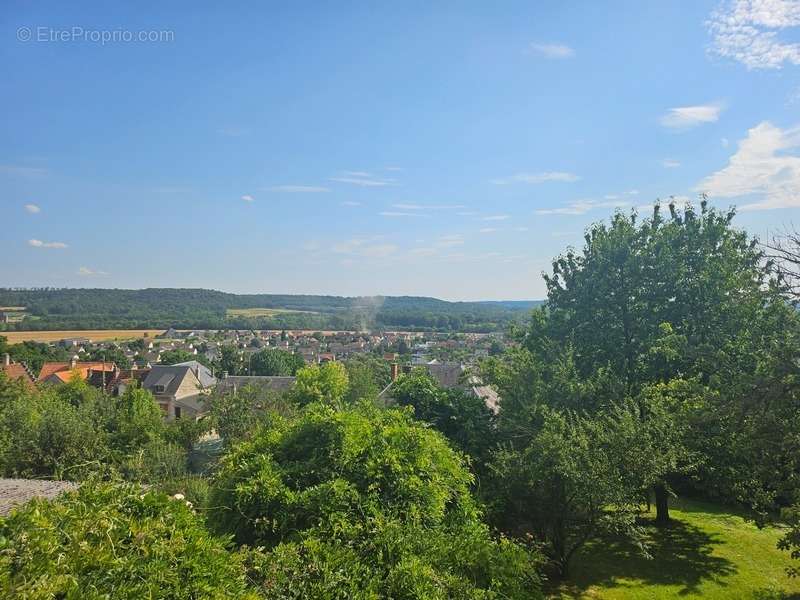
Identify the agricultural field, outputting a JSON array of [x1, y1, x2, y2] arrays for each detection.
[[0, 329, 165, 344], [226, 307, 318, 318], [550, 498, 800, 600]]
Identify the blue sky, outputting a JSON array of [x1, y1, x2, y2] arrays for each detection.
[[2, 1, 799, 300]]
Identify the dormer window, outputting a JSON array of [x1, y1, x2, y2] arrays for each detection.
[[154, 384, 166, 393]]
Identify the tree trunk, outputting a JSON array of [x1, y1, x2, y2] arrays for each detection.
[[654, 484, 670, 525]]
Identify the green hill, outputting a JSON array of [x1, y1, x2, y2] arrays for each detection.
[[0, 288, 543, 332]]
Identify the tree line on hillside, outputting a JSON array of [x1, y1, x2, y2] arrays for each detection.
[[0, 202, 798, 597], [0, 288, 541, 332]]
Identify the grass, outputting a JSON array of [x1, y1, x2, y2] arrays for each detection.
[[226, 307, 318, 317], [549, 498, 800, 600], [1, 329, 166, 343]]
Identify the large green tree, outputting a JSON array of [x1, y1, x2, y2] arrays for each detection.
[[504, 202, 799, 522]]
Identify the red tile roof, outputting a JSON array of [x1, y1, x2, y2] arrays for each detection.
[[1, 363, 36, 389], [38, 362, 115, 383]]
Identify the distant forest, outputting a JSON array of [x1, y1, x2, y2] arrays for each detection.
[[0, 288, 543, 332]]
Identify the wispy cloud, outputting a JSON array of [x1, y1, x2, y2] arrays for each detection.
[[696, 120, 800, 210], [391, 203, 466, 210], [482, 214, 510, 221], [536, 198, 630, 215], [263, 185, 330, 193], [241, 194, 254, 203], [332, 236, 398, 258], [77, 266, 108, 276], [491, 171, 580, 185], [479, 227, 498, 233], [707, 0, 800, 69], [28, 239, 68, 249], [660, 103, 724, 129], [24, 203, 41, 213], [0, 164, 47, 178], [527, 42, 575, 59], [379, 211, 424, 217], [341, 200, 361, 206], [330, 171, 397, 187], [662, 159, 682, 168]]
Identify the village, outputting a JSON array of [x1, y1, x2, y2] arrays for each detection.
[[1, 328, 505, 420]]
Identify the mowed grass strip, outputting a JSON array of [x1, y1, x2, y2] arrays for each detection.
[[1, 329, 165, 343], [549, 498, 800, 600]]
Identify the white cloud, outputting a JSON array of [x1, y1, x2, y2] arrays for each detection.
[[536, 198, 630, 215], [379, 211, 424, 217], [77, 266, 108, 276], [392, 203, 466, 210], [482, 214, 510, 221], [708, 0, 800, 69], [330, 171, 397, 187], [660, 103, 724, 129], [28, 239, 68, 249], [241, 194, 254, 203], [491, 171, 580, 185], [264, 185, 330, 193], [696, 120, 800, 210], [332, 236, 397, 259], [662, 159, 682, 168], [24, 203, 41, 213], [341, 201, 361, 206], [527, 42, 575, 59]]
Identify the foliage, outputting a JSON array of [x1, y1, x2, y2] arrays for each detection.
[[390, 369, 497, 473], [209, 403, 543, 598], [0, 288, 541, 332], [343, 353, 391, 404], [209, 384, 295, 445], [489, 407, 654, 576], [0, 480, 257, 599], [85, 345, 131, 368], [249, 347, 304, 376], [0, 337, 69, 374], [159, 348, 201, 366], [0, 377, 109, 479], [486, 202, 800, 524], [292, 362, 349, 407]]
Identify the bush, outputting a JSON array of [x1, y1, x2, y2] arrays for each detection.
[[210, 403, 542, 598], [0, 481, 258, 599]]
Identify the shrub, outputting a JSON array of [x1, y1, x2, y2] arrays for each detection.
[[0, 480, 257, 599], [210, 403, 542, 598]]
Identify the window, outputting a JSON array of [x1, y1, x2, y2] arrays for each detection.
[[174, 406, 182, 419]]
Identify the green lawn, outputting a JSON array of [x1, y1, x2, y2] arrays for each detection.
[[549, 498, 800, 600]]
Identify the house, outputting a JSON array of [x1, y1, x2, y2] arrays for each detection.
[[317, 352, 336, 363], [38, 357, 117, 386], [141, 363, 215, 420], [172, 360, 216, 387], [1, 354, 36, 390]]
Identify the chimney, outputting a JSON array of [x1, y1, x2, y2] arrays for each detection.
[[390, 363, 399, 381], [70, 356, 78, 370], [3, 353, 9, 367]]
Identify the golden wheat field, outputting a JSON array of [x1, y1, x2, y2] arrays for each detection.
[[1, 330, 166, 343]]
